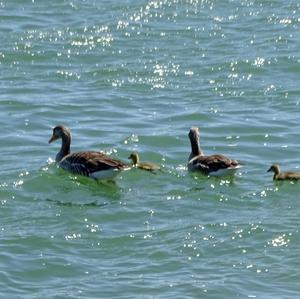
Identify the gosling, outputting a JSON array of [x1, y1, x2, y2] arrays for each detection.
[[128, 152, 160, 172], [267, 164, 300, 181]]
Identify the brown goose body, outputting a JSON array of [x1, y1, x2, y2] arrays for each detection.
[[267, 164, 300, 181], [49, 125, 129, 180], [128, 152, 160, 172], [187, 127, 241, 176]]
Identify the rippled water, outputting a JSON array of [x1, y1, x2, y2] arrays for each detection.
[[1, 0, 300, 298]]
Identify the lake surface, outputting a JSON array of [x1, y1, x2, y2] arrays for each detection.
[[1, 0, 300, 298]]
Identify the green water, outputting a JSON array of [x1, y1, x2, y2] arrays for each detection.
[[1, 0, 300, 298]]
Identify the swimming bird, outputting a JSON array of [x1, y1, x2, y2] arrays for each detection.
[[267, 164, 300, 181], [49, 125, 129, 180], [187, 127, 241, 176], [128, 152, 160, 172]]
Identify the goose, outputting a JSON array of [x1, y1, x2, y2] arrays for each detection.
[[48, 125, 129, 180], [267, 164, 300, 181], [187, 127, 241, 176], [128, 152, 160, 172]]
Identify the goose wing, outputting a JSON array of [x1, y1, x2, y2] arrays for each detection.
[[60, 151, 127, 176], [189, 154, 239, 174]]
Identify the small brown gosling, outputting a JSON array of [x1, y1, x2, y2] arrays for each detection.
[[128, 152, 160, 172], [267, 164, 300, 181]]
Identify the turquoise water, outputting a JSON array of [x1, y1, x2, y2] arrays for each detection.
[[1, 0, 300, 298]]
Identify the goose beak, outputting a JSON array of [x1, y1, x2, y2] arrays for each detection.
[[48, 135, 58, 143], [267, 167, 272, 172]]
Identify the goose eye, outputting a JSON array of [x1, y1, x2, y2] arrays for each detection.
[[54, 128, 60, 136]]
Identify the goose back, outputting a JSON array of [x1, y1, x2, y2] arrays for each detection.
[[60, 151, 128, 179]]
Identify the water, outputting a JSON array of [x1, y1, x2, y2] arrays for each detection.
[[1, 0, 300, 297]]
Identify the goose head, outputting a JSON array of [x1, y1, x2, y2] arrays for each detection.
[[49, 125, 71, 144], [188, 127, 200, 143], [188, 126, 203, 158]]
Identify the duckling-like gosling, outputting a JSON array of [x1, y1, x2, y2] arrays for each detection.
[[128, 152, 160, 172], [267, 164, 300, 181]]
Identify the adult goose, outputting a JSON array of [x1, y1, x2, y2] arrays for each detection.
[[128, 152, 160, 172], [187, 127, 241, 176], [267, 164, 300, 181], [49, 125, 129, 180]]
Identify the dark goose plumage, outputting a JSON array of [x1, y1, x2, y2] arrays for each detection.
[[128, 152, 160, 172], [49, 125, 129, 180], [187, 127, 241, 176], [267, 164, 300, 181]]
